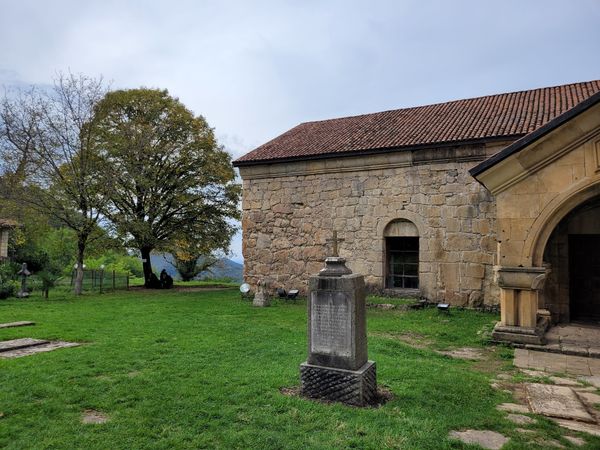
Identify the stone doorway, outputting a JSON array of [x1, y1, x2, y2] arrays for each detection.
[[570, 235, 600, 323], [542, 197, 600, 324]]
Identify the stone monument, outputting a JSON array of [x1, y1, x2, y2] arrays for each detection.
[[17, 262, 31, 298], [253, 279, 270, 307], [299, 232, 377, 406]]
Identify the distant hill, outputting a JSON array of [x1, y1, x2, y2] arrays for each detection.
[[150, 253, 243, 282]]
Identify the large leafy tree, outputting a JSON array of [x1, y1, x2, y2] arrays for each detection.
[[92, 88, 240, 287], [0, 73, 108, 294]]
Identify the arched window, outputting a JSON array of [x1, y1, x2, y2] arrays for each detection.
[[383, 220, 419, 289]]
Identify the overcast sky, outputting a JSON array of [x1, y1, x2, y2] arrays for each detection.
[[1, 0, 599, 262]]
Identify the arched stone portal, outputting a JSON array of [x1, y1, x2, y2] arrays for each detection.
[[542, 196, 600, 324], [470, 93, 600, 345]]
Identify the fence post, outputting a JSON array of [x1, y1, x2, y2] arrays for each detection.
[[126, 274, 129, 290], [112, 270, 116, 290], [99, 268, 104, 293], [70, 269, 74, 287]]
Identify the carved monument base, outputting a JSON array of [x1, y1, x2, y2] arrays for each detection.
[[300, 360, 377, 406]]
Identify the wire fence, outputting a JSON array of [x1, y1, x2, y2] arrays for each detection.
[[66, 269, 130, 292]]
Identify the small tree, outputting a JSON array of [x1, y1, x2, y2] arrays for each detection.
[[0, 73, 108, 294], [92, 89, 240, 287]]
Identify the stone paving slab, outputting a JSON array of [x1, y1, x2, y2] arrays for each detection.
[[548, 376, 580, 386], [551, 418, 600, 436], [0, 321, 35, 329], [535, 438, 565, 448], [564, 435, 586, 446], [579, 375, 600, 388], [0, 341, 80, 358], [506, 413, 536, 425], [0, 338, 49, 352], [525, 383, 595, 423], [514, 349, 600, 376], [520, 368, 548, 377], [497, 403, 530, 413], [577, 391, 600, 405], [448, 430, 509, 449]]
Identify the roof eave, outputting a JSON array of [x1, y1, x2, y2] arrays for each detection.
[[470, 91, 600, 178], [232, 134, 522, 167]]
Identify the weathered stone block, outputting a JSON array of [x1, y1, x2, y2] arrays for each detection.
[[300, 361, 377, 407]]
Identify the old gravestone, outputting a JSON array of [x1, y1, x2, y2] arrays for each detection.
[[17, 262, 31, 298], [299, 233, 377, 406], [253, 279, 270, 307]]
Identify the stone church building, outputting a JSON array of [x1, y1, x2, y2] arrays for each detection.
[[234, 80, 600, 344]]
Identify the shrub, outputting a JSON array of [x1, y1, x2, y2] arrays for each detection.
[[0, 263, 19, 299], [83, 251, 143, 277]]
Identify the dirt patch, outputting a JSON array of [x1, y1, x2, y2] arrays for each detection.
[[82, 409, 109, 424], [370, 331, 432, 349], [437, 347, 485, 361], [511, 383, 531, 405]]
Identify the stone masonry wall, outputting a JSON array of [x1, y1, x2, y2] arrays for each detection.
[[239, 144, 505, 306]]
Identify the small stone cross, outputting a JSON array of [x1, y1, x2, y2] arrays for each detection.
[[326, 230, 345, 257]]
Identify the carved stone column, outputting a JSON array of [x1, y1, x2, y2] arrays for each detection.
[[492, 266, 549, 345]]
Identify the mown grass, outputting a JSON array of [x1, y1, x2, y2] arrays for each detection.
[[0, 290, 596, 449], [128, 277, 239, 288], [366, 295, 418, 306]]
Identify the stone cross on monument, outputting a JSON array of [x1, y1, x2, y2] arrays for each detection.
[[325, 230, 344, 257]]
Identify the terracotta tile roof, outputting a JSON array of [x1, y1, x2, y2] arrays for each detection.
[[234, 80, 600, 165]]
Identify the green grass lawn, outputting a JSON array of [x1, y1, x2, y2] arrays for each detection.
[[0, 290, 596, 449]]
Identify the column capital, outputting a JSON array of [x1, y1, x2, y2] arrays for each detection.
[[495, 266, 549, 290]]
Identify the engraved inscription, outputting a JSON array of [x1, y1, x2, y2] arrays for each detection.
[[310, 291, 351, 357]]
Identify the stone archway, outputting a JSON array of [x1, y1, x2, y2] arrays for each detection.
[[540, 194, 600, 324], [526, 181, 600, 268]]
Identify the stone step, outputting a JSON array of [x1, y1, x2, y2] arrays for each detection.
[[517, 342, 600, 359], [0, 341, 79, 358], [0, 338, 50, 353], [0, 321, 35, 329]]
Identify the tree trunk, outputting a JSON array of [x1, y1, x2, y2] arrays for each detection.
[[141, 246, 154, 288], [73, 237, 86, 295]]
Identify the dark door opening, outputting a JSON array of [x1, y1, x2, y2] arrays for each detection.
[[569, 235, 600, 322], [385, 237, 419, 289]]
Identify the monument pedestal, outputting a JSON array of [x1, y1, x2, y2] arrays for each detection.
[[300, 256, 377, 406], [492, 266, 549, 345], [300, 360, 377, 406]]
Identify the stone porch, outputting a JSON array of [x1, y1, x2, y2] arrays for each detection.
[[514, 323, 600, 362]]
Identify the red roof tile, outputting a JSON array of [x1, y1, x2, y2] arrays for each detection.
[[234, 80, 600, 165]]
